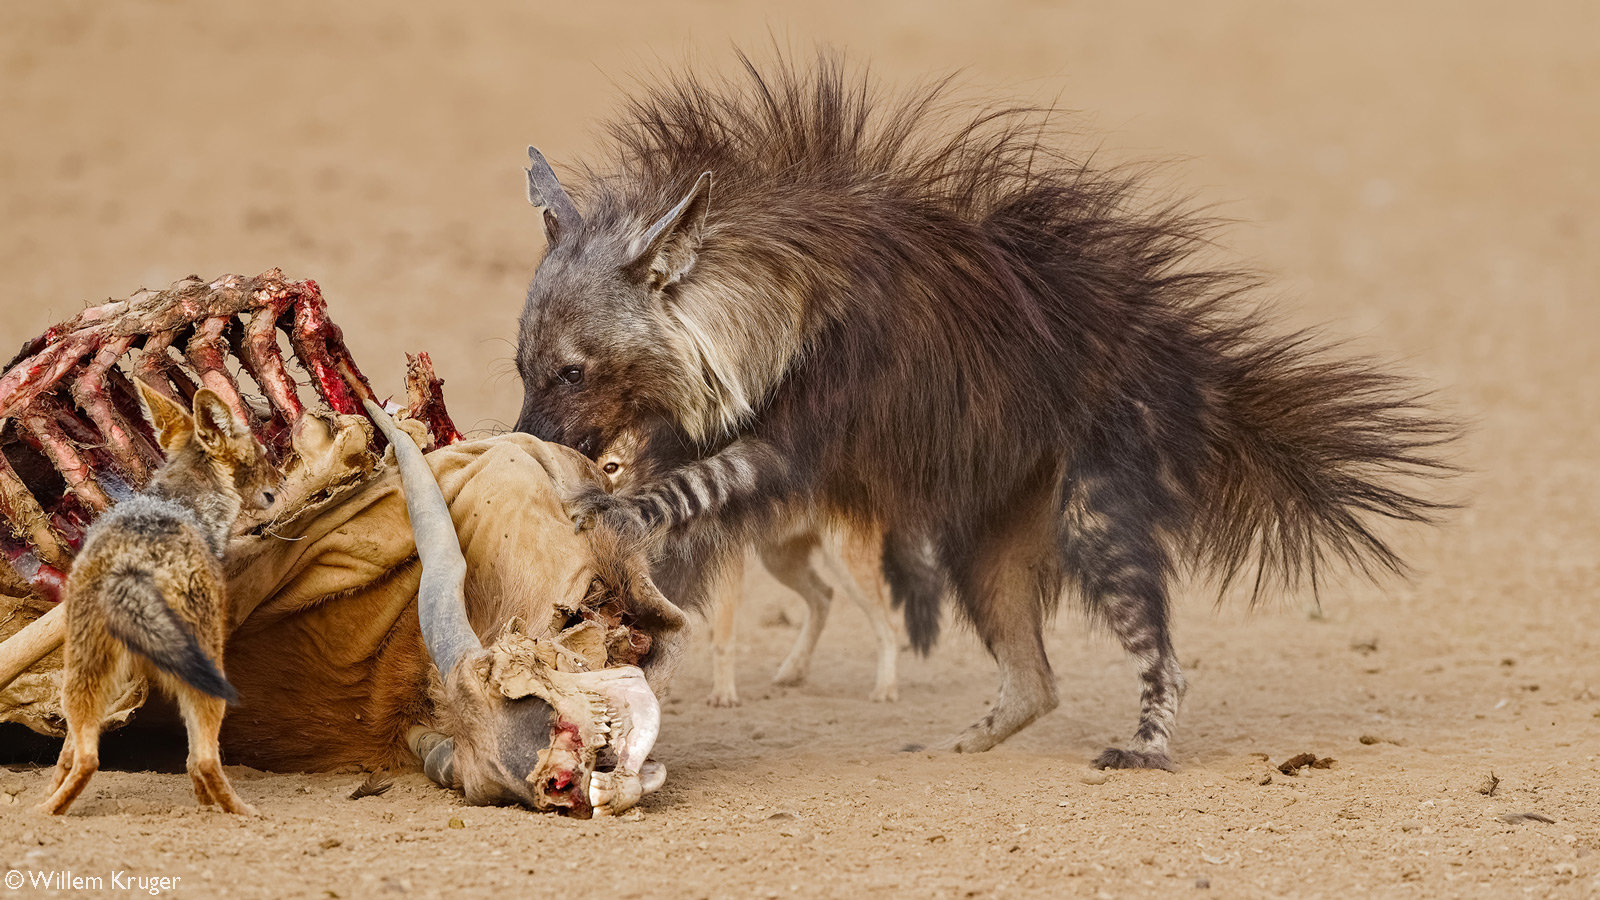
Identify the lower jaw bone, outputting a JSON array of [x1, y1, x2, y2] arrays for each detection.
[[573, 665, 663, 816], [588, 759, 668, 816], [504, 662, 665, 816]]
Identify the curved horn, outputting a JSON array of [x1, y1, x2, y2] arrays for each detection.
[[408, 727, 458, 789], [525, 146, 583, 232], [364, 401, 481, 676]]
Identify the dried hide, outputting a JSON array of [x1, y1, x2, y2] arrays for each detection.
[[0, 410, 688, 775]]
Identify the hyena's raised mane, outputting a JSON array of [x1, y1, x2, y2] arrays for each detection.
[[514, 50, 1455, 769]]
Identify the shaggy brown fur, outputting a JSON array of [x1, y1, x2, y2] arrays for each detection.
[[514, 50, 1454, 769], [40, 383, 277, 815]]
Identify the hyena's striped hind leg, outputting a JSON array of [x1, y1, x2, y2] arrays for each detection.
[[175, 685, 257, 815], [1061, 464, 1187, 771]]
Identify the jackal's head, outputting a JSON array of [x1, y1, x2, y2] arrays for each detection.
[[135, 381, 279, 514]]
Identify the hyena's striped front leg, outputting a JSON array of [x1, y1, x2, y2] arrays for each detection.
[[565, 439, 789, 541]]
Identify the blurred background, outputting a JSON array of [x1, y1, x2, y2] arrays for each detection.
[[3, 1, 1594, 447], [4, 4, 1600, 895]]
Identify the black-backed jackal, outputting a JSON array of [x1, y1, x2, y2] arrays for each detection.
[[39, 383, 276, 815]]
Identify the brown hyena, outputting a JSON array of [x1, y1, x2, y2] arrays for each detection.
[[514, 50, 1454, 770]]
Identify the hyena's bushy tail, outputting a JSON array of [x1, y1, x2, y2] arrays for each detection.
[[1190, 326, 1458, 597], [981, 164, 1457, 598], [101, 569, 237, 703]]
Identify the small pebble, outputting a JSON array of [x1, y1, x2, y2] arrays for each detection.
[[1081, 771, 1108, 785]]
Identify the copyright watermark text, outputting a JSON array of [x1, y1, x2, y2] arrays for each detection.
[[6, 869, 180, 894]]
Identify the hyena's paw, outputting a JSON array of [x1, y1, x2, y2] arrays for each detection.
[[934, 717, 1007, 754], [563, 486, 650, 539], [1092, 747, 1176, 771]]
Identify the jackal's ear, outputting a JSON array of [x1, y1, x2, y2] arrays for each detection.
[[625, 171, 712, 290], [191, 389, 249, 459], [135, 379, 194, 451]]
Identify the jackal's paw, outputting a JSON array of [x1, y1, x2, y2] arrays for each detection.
[[704, 689, 741, 708], [1092, 747, 1176, 771], [564, 486, 651, 539], [867, 683, 899, 703], [770, 665, 809, 688]]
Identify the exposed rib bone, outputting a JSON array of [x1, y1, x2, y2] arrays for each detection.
[[69, 334, 151, 485], [0, 445, 72, 568], [104, 365, 165, 473], [133, 330, 196, 405], [0, 331, 103, 421], [185, 316, 251, 424], [17, 394, 113, 512], [0, 270, 458, 612], [290, 283, 376, 416], [406, 352, 462, 446], [237, 299, 304, 426], [0, 540, 66, 604]]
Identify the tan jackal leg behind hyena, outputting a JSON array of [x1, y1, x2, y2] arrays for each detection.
[[705, 556, 746, 707], [763, 530, 899, 701]]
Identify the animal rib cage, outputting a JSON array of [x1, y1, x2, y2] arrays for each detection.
[[0, 270, 461, 603]]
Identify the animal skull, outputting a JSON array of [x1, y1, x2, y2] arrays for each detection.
[[368, 401, 665, 816]]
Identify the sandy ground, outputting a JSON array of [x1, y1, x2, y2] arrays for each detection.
[[3, 1, 1599, 898]]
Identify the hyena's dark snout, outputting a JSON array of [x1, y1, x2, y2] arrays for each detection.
[[513, 399, 602, 459], [513, 395, 557, 442]]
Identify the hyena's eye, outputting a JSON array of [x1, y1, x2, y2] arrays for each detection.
[[557, 365, 584, 385]]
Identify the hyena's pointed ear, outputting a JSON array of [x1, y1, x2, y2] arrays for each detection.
[[526, 146, 583, 246], [190, 389, 250, 460], [135, 379, 195, 451], [625, 171, 712, 289]]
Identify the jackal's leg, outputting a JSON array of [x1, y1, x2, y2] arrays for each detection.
[[941, 475, 1061, 753], [827, 533, 899, 702], [705, 556, 744, 708], [761, 532, 832, 689], [46, 742, 74, 794], [39, 646, 119, 814], [178, 690, 257, 815], [1061, 469, 1186, 771], [38, 720, 104, 815]]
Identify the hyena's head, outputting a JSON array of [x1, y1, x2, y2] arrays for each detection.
[[514, 147, 721, 459]]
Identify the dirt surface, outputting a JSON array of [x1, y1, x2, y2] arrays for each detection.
[[3, 2, 1599, 898]]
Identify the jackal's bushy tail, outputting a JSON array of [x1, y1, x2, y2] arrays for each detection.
[[102, 570, 237, 703]]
